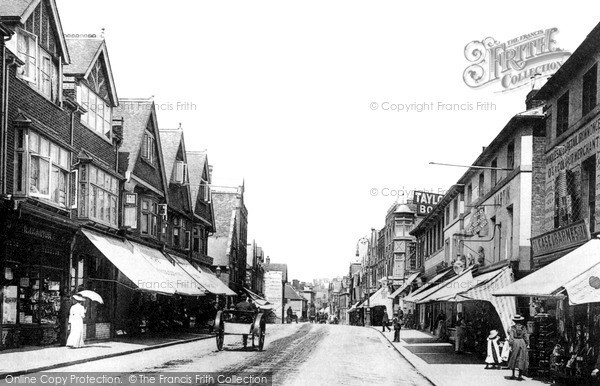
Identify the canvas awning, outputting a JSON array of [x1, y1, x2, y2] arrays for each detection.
[[81, 229, 177, 295], [131, 244, 205, 296], [403, 268, 453, 303], [494, 238, 600, 300], [347, 301, 362, 313], [416, 269, 475, 304], [451, 266, 516, 335], [359, 286, 393, 318], [244, 287, 275, 310], [388, 272, 420, 299], [170, 254, 236, 296]]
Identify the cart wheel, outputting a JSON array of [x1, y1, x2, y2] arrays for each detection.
[[258, 317, 266, 351], [215, 311, 224, 351]]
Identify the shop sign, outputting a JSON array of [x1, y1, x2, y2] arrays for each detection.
[[466, 207, 489, 235], [531, 220, 590, 257], [413, 191, 444, 216], [493, 186, 511, 208]]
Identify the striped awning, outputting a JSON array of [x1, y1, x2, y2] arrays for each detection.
[[403, 268, 454, 303], [415, 269, 474, 304], [458, 266, 516, 335]]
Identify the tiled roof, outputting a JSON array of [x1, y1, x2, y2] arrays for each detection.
[[0, 0, 31, 17], [284, 284, 305, 301], [187, 150, 208, 207], [64, 38, 103, 75], [159, 129, 182, 182], [114, 99, 153, 175]]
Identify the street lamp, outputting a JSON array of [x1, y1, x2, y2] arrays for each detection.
[[356, 237, 371, 327]]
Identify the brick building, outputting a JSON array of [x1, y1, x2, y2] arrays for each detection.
[[208, 184, 248, 293]]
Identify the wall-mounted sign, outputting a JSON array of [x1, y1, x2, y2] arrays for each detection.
[[413, 191, 444, 216], [531, 220, 590, 257], [466, 207, 489, 236]]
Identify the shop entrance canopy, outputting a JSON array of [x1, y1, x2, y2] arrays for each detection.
[[494, 238, 600, 303], [170, 254, 236, 296], [82, 229, 204, 296], [416, 269, 474, 304]]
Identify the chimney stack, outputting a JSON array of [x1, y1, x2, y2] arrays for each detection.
[[526, 73, 545, 110]]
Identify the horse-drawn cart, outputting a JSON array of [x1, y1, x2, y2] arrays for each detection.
[[214, 310, 266, 351]]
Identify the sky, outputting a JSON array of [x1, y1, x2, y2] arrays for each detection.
[[55, 0, 600, 282]]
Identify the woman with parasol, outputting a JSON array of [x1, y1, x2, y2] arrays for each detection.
[[66, 294, 86, 348]]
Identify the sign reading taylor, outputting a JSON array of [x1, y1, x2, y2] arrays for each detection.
[[531, 220, 590, 257], [413, 191, 444, 216]]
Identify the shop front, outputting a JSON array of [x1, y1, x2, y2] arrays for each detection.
[[494, 238, 600, 379], [1, 212, 77, 349]]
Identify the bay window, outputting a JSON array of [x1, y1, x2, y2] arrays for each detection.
[[77, 164, 119, 227], [77, 84, 112, 140], [14, 130, 72, 208]]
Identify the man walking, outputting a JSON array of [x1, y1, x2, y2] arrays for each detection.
[[382, 310, 391, 332], [392, 312, 402, 342]]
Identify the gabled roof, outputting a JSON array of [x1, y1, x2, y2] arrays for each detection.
[[64, 38, 118, 106], [159, 128, 183, 183], [0, 0, 70, 63], [115, 98, 169, 197], [187, 151, 208, 206], [284, 284, 305, 301]]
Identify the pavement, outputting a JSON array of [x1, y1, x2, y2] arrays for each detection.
[[374, 327, 551, 386], [0, 332, 213, 378]]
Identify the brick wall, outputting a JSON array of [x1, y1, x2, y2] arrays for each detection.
[[95, 323, 111, 340]]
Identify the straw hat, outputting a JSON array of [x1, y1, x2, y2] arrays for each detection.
[[73, 294, 85, 302], [512, 314, 525, 322], [488, 330, 499, 339]]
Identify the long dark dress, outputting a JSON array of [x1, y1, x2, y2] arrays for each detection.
[[507, 324, 529, 371]]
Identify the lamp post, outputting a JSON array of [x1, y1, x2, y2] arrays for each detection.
[[356, 237, 371, 327]]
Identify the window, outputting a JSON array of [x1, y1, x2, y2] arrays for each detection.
[[173, 161, 188, 184], [466, 184, 472, 205], [16, 29, 37, 83], [15, 29, 59, 102], [491, 159, 498, 186], [201, 179, 211, 202], [507, 141, 515, 170], [478, 172, 485, 197], [193, 227, 202, 253], [78, 164, 119, 227], [445, 206, 450, 226], [141, 199, 159, 237], [556, 92, 570, 137], [15, 130, 71, 208], [172, 216, 181, 247], [141, 132, 156, 164], [123, 193, 137, 228], [583, 64, 598, 117], [78, 84, 112, 140], [453, 198, 458, 219]]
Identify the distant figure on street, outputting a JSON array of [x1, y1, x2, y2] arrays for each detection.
[[382, 311, 391, 332], [435, 312, 447, 341], [485, 329, 501, 369], [392, 312, 402, 342], [507, 315, 529, 381], [309, 303, 316, 323], [66, 294, 86, 349], [455, 312, 466, 354], [235, 294, 257, 348]]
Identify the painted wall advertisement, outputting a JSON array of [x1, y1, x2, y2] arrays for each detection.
[[264, 271, 284, 322], [413, 191, 444, 216]]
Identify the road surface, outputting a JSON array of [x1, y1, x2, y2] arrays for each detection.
[[34, 323, 431, 385]]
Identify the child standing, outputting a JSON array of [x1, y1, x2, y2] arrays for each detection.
[[485, 329, 501, 369]]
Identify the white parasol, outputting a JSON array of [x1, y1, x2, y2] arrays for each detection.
[[77, 290, 104, 304]]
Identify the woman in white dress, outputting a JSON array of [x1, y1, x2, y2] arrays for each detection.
[[66, 295, 86, 348]]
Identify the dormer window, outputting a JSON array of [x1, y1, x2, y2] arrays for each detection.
[[15, 28, 59, 103], [173, 161, 188, 184], [141, 132, 156, 164], [77, 84, 112, 140]]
